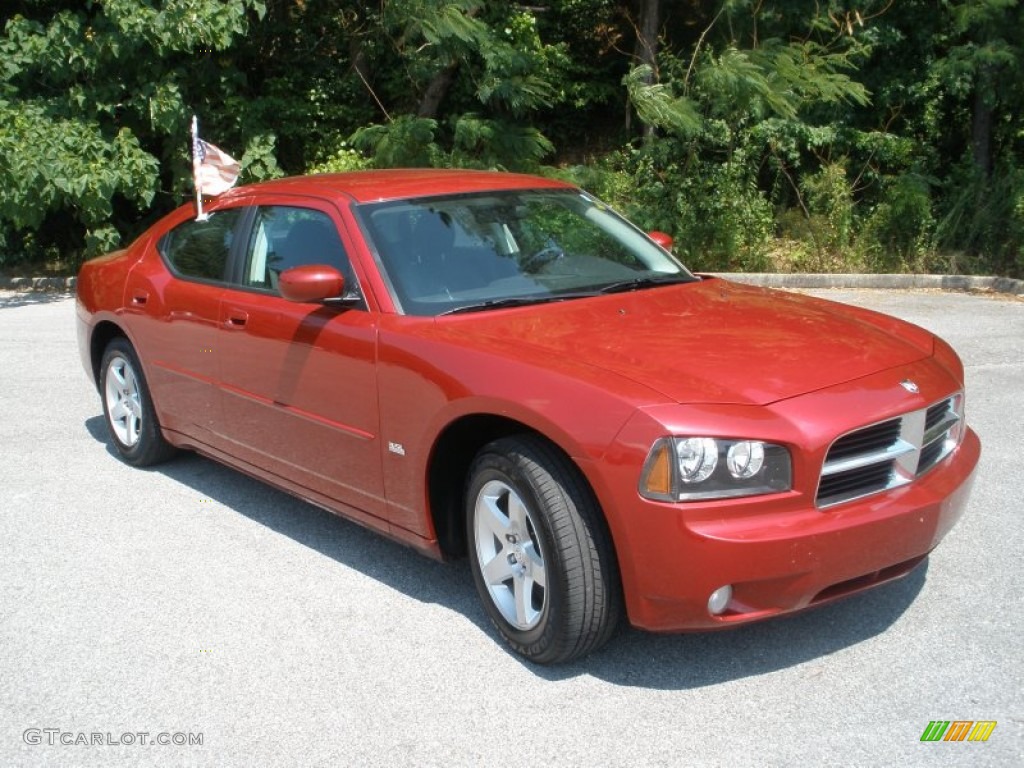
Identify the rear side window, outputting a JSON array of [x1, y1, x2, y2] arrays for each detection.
[[158, 208, 245, 282]]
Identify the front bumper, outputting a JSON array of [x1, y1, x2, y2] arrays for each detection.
[[600, 422, 980, 633]]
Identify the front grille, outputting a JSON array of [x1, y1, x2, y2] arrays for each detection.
[[924, 400, 950, 432], [817, 462, 894, 504], [816, 395, 962, 508], [826, 419, 902, 462], [919, 398, 962, 476], [918, 439, 944, 471]]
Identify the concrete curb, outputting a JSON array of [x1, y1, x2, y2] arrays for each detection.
[[710, 272, 1024, 295], [1, 272, 1022, 295], [0, 276, 77, 292]]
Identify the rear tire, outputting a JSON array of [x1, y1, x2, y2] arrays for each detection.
[[466, 435, 621, 664], [100, 338, 176, 467]]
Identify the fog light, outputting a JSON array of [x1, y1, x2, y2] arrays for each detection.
[[708, 585, 733, 615]]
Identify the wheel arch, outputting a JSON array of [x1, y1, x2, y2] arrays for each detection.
[[426, 414, 618, 569], [88, 320, 130, 389]]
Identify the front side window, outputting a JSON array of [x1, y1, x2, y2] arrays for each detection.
[[356, 189, 695, 316], [240, 206, 353, 295], [158, 208, 245, 282]]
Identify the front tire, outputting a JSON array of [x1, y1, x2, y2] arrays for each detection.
[[100, 338, 176, 467], [466, 435, 621, 664]]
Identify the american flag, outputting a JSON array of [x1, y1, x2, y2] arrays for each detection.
[[191, 125, 239, 197]]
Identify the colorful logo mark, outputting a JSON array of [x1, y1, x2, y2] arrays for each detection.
[[921, 721, 997, 742]]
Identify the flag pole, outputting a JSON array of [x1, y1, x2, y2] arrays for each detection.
[[191, 115, 207, 221]]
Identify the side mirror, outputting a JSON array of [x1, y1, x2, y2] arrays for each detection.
[[649, 231, 674, 251], [279, 264, 345, 303]]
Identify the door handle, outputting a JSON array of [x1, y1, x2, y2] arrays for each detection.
[[131, 290, 149, 305], [225, 311, 248, 328]]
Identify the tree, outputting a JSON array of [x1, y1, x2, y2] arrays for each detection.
[[0, 0, 1020, 276], [850, 0, 1024, 273], [601, 1, 876, 270], [0, 0, 267, 266], [346, 1, 565, 170]]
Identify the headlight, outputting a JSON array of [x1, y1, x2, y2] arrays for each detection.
[[677, 437, 718, 482], [639, 437, 792, 502]]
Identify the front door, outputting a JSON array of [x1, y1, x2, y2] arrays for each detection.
[[215, 203, 386, 520]]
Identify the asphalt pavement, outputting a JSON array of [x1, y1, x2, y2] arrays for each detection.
[[1, 288, 1021, 767]]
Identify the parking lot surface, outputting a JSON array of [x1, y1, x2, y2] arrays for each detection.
[[1, 288, 1021, 766]]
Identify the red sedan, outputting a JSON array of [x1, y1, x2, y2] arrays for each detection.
[[76, 170, 980, 664]]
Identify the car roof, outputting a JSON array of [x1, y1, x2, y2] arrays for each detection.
[[222, 169, 576, 205]]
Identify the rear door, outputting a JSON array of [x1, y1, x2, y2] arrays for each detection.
[[125, 206, 247, 443], [215, 200, 386, 520]]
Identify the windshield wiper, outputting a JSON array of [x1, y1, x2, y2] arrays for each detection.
[[598, 274, 692, 294], [439, 293, 596, 315]]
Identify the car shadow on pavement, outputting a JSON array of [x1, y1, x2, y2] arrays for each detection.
[[85, 416, 928, 689], [84, 415, 484, 628], [574, 564, 926, 688]]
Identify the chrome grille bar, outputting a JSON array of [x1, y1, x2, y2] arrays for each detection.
[[816, 395, 962, 508]]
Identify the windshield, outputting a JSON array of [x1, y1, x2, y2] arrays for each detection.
[[356, 189, 696, 316]]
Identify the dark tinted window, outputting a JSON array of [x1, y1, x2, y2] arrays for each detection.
[[241, 206, 352, 293], [158, 208, 245, 282]]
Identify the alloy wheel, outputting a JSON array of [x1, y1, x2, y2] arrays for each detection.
[[472, 479, 548, 630], [104, 354, 143, 448]]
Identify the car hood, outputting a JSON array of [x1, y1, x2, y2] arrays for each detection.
[[441, 279, 934, 406]]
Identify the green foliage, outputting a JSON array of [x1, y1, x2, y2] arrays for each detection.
[[668, 157, 775, 272], [450, 114, 554, 169], [851, 0, 1024, 275], [0, 102, 158, 229], [802, 163, 855, 257], [859, 174, 937, 272], [0, 0, 266, 264], [623, 66, 701, 137], [558, 140, 773, 272], [936, 160, 1024, 276], [239, 133, 283, 183], [0, 99, 159, 267], [608, 9, 878, 273], [351, 116, 443, 169], [306, 144, 373, 175], [0, 0, 1022, 277], [350, 113, 553, 171], [693, 41, 868, 123], [395, 0, 489, 47]]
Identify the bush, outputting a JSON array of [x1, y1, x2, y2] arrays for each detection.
[[936, 161, 1024, 278], [858, 173, 938, 273], [560, 141, 774, 272]]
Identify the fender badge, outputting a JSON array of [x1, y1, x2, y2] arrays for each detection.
[[900, 379, 920, 394]]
